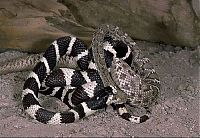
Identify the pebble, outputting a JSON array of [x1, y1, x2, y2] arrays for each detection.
[[174, 46, 182, 52], [162, 99, 185, 114], [177, 84, 185, 91], [164, 45, 175, 52], [13, 125, 22, 129], [186, 86, 195, 93], [161, 51, 170, 58], [1, 95, 6, 99]]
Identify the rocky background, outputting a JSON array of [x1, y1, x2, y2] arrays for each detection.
[[0, 0, 199, 52]]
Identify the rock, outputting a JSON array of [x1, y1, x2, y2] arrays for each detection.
[[186, 86, 195, 93], [0, 0, 68, 52], [177, 84, 185, 91], [0, 0, 199, 52], [58, 0, 199, 47], [192, 0, 200, 18]]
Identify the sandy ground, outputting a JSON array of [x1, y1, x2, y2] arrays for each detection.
[[0, 41, 199, 137]]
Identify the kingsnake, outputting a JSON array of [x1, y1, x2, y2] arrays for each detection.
[[22, 24, 160, 125]]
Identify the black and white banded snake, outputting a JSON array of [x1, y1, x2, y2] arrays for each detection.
[[22, 24, 160, 125]]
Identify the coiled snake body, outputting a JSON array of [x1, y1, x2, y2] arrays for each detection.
[[22, 24, 160, 124]]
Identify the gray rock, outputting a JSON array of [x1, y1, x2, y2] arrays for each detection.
[[57, 0, 200, 48], [0, 0, 199, 52], [192, 0, 200, 18]]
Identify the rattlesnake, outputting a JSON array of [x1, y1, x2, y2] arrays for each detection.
[[1, 24, 160, 124]]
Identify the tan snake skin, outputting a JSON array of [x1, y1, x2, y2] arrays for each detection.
[[92, 24, 160, 108]]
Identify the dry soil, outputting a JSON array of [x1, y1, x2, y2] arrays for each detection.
[[0, 41, 199, 137]]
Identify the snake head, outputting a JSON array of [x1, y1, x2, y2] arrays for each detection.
[[87, 86, 115, 110]]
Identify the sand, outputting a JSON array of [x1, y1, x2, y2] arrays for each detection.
[[0, 41, 199, 137]]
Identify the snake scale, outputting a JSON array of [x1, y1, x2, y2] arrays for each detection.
[[0, 24, 160, 124]]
